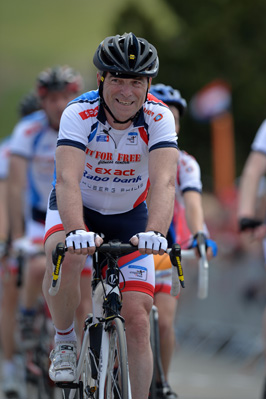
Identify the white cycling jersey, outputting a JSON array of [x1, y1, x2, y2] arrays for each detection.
[[173, 150, 205, 246], [56, 90, 177, 215], [176, 150, 202, 201], [9, 110, 57, 212], [251, 120, 266, 259], [154, 150, 208, 290], [251, 120, 266, 154]]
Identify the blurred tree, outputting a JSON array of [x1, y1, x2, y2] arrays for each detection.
[[113, 0, 266, 189]]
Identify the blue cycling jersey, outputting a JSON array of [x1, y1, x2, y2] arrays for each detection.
[[9, 110, 57, 212]]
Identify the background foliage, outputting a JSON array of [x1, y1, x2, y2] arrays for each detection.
[[113, 0, 266, 188], [1, 0, 266, 190]]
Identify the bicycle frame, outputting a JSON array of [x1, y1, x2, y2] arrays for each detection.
[[51, 241, 135, 399], [11, 244, 56, 399], [90, 253, 131, 399], [49, 241, 208, 399]]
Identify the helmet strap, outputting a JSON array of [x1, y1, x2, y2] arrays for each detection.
[[102, 100, 139, 124], [144, 78, 151, 102]]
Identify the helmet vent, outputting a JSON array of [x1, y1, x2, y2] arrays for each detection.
[[93, 33, 159, 78]]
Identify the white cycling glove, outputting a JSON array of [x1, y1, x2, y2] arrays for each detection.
[[65, 229, 100, 249], [132, 231, 168, 252]]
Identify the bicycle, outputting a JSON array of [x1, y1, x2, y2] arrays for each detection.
[[149, 237, 210, 399], [49, 240, 183, 399], [170, 233, 209, 300], [22, 297, 57, 399], [12, 240, 58, 399], [49, 240, 137, 399]]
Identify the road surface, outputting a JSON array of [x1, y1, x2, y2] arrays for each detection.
[[0, 250, 265, 398], [169, 347, 263, 399]]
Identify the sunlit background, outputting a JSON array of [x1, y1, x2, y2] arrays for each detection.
[[2, 0, 266, 186]]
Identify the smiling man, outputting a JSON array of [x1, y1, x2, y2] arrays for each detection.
[[42, 32, 179, 399]]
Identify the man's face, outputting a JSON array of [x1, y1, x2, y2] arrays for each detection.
[[168, 105, 180, 134], [98, 72, 149, 127], [41, 89, 76, 130]]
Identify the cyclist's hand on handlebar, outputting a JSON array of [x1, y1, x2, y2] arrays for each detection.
[[65, 229, 103, 255], [130, 231, 167, 255], [190, 232, 218, 260]]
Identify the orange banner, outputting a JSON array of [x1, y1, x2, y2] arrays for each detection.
[[210, 111, 235, 195]]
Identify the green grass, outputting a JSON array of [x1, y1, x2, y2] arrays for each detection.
[[0, 0, 177, 137]]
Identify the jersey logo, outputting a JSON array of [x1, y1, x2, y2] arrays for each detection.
[[79, 106, 99, 120], [154, 113, 163, 122], [143, 106, 155, 117], [186, 166, 194, 173], [25, 123, 42, 136], [126, 132, 138, 145], [128, 265, 147, 281], [96, 134, 109, 142], [107, 273, 118, 286]]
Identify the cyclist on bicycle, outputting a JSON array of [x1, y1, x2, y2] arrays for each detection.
[[8, 66, 88, 349], [42, 32, 178, 399], [149, 83, 217, 398], [0, 91, 41, 399], [238, 119, 266, 398]]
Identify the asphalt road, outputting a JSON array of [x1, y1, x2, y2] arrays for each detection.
[[0, 347, 263, 399], [168, 347, 264, 399], [167, 251, 266, 399], [0, 250, 265, 398]]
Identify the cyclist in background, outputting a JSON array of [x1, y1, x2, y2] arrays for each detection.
[[0, 91, 41, 399], [42, 33, 178, 399], [7, 66, 89, 350], [238, 120, 266, 399], [149, 84, 217, 398]]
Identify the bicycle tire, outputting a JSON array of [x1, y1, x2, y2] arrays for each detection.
[[80, 350, 96, 399], [98, 317, 130, 399], [24, 310, 57, 399], [149, 306, 157, 399], [149, 305, 168, 399]]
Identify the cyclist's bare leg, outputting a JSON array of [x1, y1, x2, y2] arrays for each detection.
[[121, 291, 153, 399], [75, 272, 92, 347], [0, 264, 24, 396], [154, 292, 177, 378], [0, 264, 19, 361], [43, 231, 86, 331], [21, 255, 46, 308]]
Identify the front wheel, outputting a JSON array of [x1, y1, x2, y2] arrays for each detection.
[[149, 306, 158, 399], [100, 317, 130, 399], [149, 305, 167, 399]]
